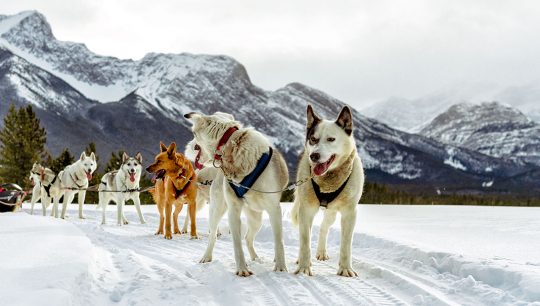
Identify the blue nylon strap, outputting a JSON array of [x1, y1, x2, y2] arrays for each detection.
[[230, 147, 273, 198]]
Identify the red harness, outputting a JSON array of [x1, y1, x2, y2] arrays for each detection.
[[214, 126, 239, 161]]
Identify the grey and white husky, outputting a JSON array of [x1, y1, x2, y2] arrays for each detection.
[[98, 153, 146, 225], [291, 104, 364, 277], [53, 152, 97, 219], [185, 111, 289, 276]]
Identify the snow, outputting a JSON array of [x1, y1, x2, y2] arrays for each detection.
[[0, 212, 93, 306], [1, 203, 538, 305]]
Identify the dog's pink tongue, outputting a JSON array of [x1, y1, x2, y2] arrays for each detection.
[[313, 163, 328, 176], [130, 173, 136, 182], [86, 172, 92, 181], [151, 174, 157, 183]]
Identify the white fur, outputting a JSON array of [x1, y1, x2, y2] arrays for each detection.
[[29, 163, 64, 217], [53, 152, 97, 219], [98, 153, 146, 226], [186, 112, 289, 276], [292, 105, 364, 277], [28, 170, 42, 215]]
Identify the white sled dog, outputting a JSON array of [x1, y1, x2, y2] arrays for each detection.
[[184, 111, 289, 276], [53, 152, 97, 219], [291, 104, 364, 277], [29, 169, 42, 215], [182, 139, 219, 234], [30, 163, 64, 217], [99, 152, 146, 225]]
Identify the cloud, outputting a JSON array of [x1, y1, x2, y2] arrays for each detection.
[[1, 0, 540, 109]]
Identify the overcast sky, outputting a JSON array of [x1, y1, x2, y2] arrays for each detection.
[[2, 0, 540, 109]]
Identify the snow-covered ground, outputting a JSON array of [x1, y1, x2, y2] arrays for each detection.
[[1, 203, 539, 306]]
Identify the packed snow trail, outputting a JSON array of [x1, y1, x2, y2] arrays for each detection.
[[7, 203, 540, 305]]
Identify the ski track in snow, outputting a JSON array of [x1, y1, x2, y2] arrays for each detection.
[[16, 204, 540, 306]]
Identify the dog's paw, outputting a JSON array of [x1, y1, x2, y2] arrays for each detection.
[[173, 229, 181, 234], [273, 262, 288, 272], [316, 250, 330, 261], [236, 268, 253, 277], [140, 220, 146, 225], [199, 255, 212, 263], [180, 229, 188, 234], [190, 235, 199, 240], [337, 267, 358, 277], [79, 215, 86, 219], [123, 220, 129, 225], [294, 265, 313, 276], [154, 230, 163, 235], [164, 232, 173, 239]]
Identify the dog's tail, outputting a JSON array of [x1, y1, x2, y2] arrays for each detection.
[[290, 198, 300, 226]]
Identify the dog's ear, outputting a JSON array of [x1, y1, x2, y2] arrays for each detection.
[[80, 152, 86, 161], [307, 104, 321, 130], [184, 112, 201, 121], [122, 152, 129, 162], [167, 142, 177, 158], [335, 105, 353, 136], [135, 152, 143, 163], [90, 152, 96, 161], [160, 141, 167, 152]]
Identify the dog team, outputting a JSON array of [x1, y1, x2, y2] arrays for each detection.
[[28, 104, 364, 277]]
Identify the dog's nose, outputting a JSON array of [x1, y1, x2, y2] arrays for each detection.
[[145, 166, 152, 173], [130, 169, 135, 173], [310, 153, 320, 162]]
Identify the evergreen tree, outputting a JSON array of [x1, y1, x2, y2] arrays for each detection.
[[51, 148, 75, 173], [104, 150, 124, 173], [0, 104, 46, 187]]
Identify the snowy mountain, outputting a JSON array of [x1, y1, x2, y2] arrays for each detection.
[[420, 102, 540, 166], [363, 84, 540, 132], [0, 11, 539, 195]]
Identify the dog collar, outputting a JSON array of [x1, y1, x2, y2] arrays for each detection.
[[214, 126, 239, 161]]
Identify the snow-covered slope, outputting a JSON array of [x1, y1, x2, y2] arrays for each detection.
[[6, 203, 540, 305], [420, 102, 540, 166], [0, 10, 539, 195]]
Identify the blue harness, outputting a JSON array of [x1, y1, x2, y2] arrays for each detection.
[[229, 147, 273, 198]]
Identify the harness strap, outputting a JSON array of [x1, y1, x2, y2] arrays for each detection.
[[214, 127, 239, 160], [173, 179, 192, 199], [230, 147, 273, 198], [311, 174, 351, 208], [43, 175, 57, 198], [69, 172, 85, 189]]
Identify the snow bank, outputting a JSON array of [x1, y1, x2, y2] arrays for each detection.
[[0, 212, 93, 306]]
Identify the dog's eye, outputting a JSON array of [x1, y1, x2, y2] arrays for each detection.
[[309, 136, 318, 144], [327, 137, 335, 142]]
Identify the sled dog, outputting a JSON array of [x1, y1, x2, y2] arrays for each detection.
[[291, 104, 364, 277], [146, 142, 198, 239], [30, 163, 64, 217], [52, 152, 97, 219], [99, 153, 146, 225], [184, 111, 289, 276], [182, 139, 219, 233], [29, 168, 42, 215]]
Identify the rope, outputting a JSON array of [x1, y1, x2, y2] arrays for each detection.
[[225, 174, 313, 194]]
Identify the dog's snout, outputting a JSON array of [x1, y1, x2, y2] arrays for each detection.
[[130, 169, 136, 173], [310, 153, 320, 162], [145, 166, 152, 173]]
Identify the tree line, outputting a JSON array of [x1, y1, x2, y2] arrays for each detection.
[[0, 104, 154, 204]]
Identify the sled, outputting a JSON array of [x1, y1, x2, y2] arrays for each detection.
[[0, 183, 26, 213]]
